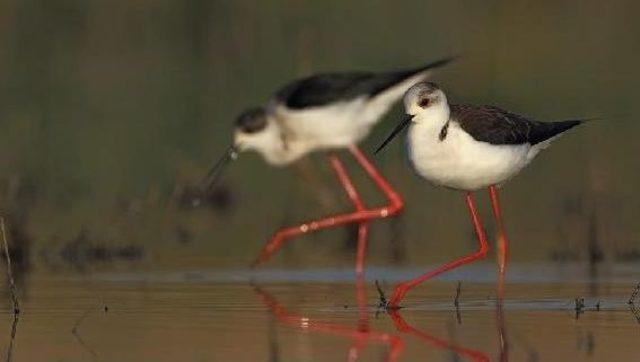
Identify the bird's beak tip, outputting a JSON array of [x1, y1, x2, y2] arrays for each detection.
[[374, 115, 412, 155], [200, 144, 238, 192]]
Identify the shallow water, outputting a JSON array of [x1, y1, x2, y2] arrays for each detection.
[[2, 262, 639, 361], [2, 1, 640, 361]]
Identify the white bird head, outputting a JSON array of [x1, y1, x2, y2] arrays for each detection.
[[403, 82, 449, 117], [375, 82, 450, 154]]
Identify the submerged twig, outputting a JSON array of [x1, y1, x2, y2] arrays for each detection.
[[628, 283, 640, 324], [453, 282, 462, 307], [1, 217, 20, 315], [374, 280, 388, 309], [5, 312, 19, 362], [574, 298, 585, 320], [628, 304, 640, 324], [72, 308, 99, 358], [628, 283, 640, 305], [453, 281, 462, 325]]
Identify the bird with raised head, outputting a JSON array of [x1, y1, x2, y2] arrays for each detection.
[[375, 81, 585, 308]]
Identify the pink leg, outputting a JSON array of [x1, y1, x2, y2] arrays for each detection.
[[252, 146, 404, 268], [387, 192, 489, 308], [488, 185, 509, 297]]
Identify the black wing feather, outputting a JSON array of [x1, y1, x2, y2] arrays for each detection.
[[276, 57, 455, 109], [450, 104, 582, 145], [275, 72, 373, 109]]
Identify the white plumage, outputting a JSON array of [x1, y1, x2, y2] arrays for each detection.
[[233, 60, 454, 166], [396, 82, 582, 191]]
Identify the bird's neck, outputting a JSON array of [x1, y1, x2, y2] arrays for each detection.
[[254, 123, 305, 167]]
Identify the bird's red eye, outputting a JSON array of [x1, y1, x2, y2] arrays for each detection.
[[419, 98, 430, 108]]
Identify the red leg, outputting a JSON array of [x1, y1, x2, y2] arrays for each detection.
[[387, 192, 489, 308], [488, 185, 509, 297], [252, 154, 363, 266], [329, 154, 370, 276], [354, 222, 369, 277], [331, 154, 366, 211], [348, 145, 404, 218], [489, 186, 510, 361], [252, 146, 404, 268]]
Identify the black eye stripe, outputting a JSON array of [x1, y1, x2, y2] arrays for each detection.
[[240, 120, 266, 133], [236, 108, 267, 134]]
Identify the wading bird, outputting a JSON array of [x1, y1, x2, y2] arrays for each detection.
[[203, 58, 454, 273], [375, 82, 585, 308]]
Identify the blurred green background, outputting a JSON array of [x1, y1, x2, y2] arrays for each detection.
[[1, 0, 639, 272]]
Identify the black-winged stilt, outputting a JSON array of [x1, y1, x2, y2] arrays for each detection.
[[375, 82, 585, 307], [203, 58, 455, 274]]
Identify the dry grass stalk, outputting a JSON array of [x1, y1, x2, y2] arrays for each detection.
[[0, 216, 19, 315]]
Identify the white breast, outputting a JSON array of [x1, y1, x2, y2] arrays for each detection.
[[271, 73, 431, 152], [274, 99, 373, 150], [408, 121, 533, 190]]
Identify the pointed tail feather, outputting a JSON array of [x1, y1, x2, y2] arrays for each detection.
[[368, 56, 458, 97], [530, 119, 584, 145]]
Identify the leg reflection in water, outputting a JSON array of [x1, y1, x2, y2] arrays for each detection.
[[496, 254, 509, 362], [387, 310, 490, 362], [254, 272, 404, 362]]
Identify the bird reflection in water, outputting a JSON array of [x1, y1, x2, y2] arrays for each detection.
[[254, 278, 405, 361]]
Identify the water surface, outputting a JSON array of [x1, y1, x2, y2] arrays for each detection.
[[3, 262, 639, 361]]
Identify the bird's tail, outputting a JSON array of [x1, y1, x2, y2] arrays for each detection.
[[526, 119, 585, 162], [369, 56, 457, 99], [531, 119, 584, 146], [363, 57, 457, 125], [393, 56, 458, 82]]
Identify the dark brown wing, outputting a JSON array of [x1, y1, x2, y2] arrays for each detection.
[[450, 104, 582, 145]]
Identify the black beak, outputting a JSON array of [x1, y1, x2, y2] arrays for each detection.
[[374, 115, 412, 155], [200, 145, 238, 192]]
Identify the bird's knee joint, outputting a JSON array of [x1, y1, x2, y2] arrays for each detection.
[[479, 246, 490, 257]]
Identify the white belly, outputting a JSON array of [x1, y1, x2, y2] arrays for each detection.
[[408, 122, 534, 190]]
